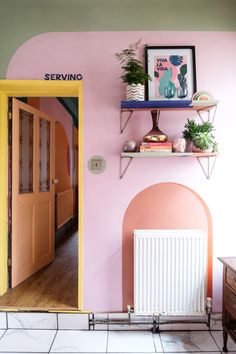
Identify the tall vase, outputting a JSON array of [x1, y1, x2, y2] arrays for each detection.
[[143, 110, 168, 143]]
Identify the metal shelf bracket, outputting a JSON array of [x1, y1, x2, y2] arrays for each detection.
[[196, 155, 218, 179], [197, 105, 217, 124], [120, 156, 133, 179], [120, 110, 133, 133]]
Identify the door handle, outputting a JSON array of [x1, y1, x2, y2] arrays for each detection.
[[51, 178, 59, 184]]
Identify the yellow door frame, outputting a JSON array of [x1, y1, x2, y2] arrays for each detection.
[[0, 80, 83, 310]]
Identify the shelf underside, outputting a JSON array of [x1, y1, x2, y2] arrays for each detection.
[[121, 100, 218, 112]]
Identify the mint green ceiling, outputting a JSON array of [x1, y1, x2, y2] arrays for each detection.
[[0, 0, 236, 78]]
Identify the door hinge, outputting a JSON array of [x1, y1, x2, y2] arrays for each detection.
[[8, 98, 12, 120], [8, 258, 12, 267]]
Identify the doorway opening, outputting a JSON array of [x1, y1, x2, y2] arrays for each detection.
[[0, 81, 83, 311]]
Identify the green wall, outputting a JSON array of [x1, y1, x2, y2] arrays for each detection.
[[0, 0, 236, 78]]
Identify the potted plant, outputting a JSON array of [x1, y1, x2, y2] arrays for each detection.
[[192, 132, 215, 152], [182, 119, 216, 152], [115, 39, 151, 101]]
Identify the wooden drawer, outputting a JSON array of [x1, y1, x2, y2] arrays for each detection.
[[225, 286, 236, 320], [226, 267, 236, 293]]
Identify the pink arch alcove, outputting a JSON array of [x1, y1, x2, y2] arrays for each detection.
[[122, 182, 213, 311]]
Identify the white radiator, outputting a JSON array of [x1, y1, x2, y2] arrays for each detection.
[[134, 229, 207, 316], [56, 189, 73, 229]]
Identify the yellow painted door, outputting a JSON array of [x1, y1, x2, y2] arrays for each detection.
[[11, 98, 55, 288]]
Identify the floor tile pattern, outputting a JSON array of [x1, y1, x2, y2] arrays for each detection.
[[0, 329, 234, 353]]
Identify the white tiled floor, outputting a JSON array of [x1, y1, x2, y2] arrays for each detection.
[[0, 329, 234, 353], [7, 313, 57, 329], [0, 314, 6, 329], [160, 331, 219, 352], [107, 331, 155, 352], [0, 329, 56, 352], [51, 330, 107, 352], [211, 331, 236, 351]]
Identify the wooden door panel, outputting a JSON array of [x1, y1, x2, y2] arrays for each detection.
[[18, 204, 34, 268], [11, 204, 35, 287], [11, 98, 55, 287], [37, 201, 53, 261]]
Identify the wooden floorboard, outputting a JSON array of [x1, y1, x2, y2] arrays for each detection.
[[0, 229, 78, 311]]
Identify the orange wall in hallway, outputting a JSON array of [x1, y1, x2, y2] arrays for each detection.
[[55, 122, 71, 194]]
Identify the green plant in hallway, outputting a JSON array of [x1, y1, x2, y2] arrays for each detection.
[[115, 39, 151, 101]]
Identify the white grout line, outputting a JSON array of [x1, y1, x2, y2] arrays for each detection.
[[152, 332, 157, 352], [48, 329, 58, 353], [0, 329, 7, 341], [106, 329, 109, 353], [158, 332, 165, 353], [56, 313, 59, 330]]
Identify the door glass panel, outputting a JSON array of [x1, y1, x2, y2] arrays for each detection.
[[39, 118, 50, 192], [19, 109, 33, 194]]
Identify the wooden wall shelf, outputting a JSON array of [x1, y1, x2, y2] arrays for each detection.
[[119, 100, 219, 179], [120, 152, 218, 179], [120, 100, 218, 133]]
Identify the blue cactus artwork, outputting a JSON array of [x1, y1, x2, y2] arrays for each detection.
[[177, 64, 188, 98], [158, 68, 176, 98], [152, 50, 193, 100]]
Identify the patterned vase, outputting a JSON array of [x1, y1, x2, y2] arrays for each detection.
[[126, 84, 145, 101], [143, 110, 168, 143]]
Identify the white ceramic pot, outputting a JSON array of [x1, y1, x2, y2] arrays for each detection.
[[126, 84, 145, 101]]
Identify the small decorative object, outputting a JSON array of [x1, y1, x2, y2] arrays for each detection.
[[191, 90, 219, 106], [182, 119, 216, 153], [123, 140, 137, 152], [143, 110, 168, 143], [145, 46, 196, 101], [213, 142, 219, 152], [115, 39, 152, 101], [173, 138, 187, 153], [192, 90, 213, 101]]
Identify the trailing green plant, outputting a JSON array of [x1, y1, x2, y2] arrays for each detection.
[[115, 39, 152, 85], [182, 119, 215, 141]]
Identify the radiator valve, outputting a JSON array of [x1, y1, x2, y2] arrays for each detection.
[[206, 297, 212, 314], [127, 305, 134, 313]]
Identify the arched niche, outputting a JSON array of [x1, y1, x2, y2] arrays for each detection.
[[122, 182, 212, 311]]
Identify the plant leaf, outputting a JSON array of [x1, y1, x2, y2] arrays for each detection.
[[169, 55, 183, 66], [180, 64, 187, 76]]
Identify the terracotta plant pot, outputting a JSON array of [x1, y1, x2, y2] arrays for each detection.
[[192, 145, 213, 153]]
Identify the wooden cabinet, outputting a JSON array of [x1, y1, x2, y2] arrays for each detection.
[[218, 257, 236, 352]]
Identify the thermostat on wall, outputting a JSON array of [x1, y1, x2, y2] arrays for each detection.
[[88, 156, 106, 174]]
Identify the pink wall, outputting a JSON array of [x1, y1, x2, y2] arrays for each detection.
[[6, 31, 236, 312]]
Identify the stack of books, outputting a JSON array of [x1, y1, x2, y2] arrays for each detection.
[[139, 141, 173, 153]]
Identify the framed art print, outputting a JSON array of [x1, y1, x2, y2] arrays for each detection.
[[145, 46, 197, 101]]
